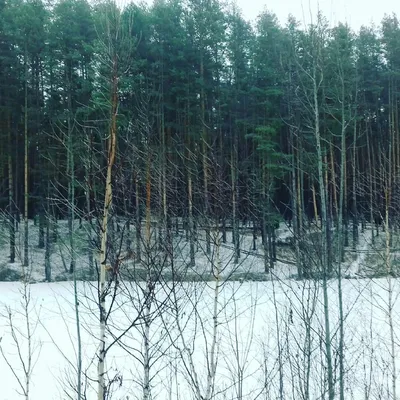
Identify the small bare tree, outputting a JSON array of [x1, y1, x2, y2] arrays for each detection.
[[0, 270, 42, 400]]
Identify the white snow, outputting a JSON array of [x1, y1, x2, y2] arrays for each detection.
[[0, 277, 399, 399], [1, 220, 399, 399]]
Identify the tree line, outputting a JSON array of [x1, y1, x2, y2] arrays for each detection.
[[0, 0, 400, 278]]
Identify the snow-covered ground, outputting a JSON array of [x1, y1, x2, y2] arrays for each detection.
[[0, 219, 299, 282], [0, 219, 382, 283], [1, 220, 399, 398], [1, 277, 399, 399]]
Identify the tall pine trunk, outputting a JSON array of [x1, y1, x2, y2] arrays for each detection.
[[200, 55, 211, 255], [386, 77, 397, 400], [24, 44, 29, 267], [8, 115, 15, 263], [231, 141, 240, 264], [135, 172, 141, 263], [337, 77, 347, 400], [188, 150, 195, 268], [67, 84, 75, 274], [291, 143, 301, 277], [86, 129, 94, 275], [352, 117, 358, 250], [187, 97, 195, 268], [45, 180, 51, 282]]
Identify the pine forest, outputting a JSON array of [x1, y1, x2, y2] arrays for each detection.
[[1, 0, 400, 399]]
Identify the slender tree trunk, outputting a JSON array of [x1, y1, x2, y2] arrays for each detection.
[[143, 281, 152, 400], [187, 96, 195, 268], [373, 140, 379, 238], [337, 80, 347, 400], [292, 158, 301, 277], [200, 54, 211, 256], [222, 217, 227, 244], [262, 164, 270, 273], [163, 125, 170, 266], [158, 115, 163, 250], [366, 122, 374, 244], [289, 97, 302, 277], [24, 44, 29, 267], [344, 157, 349, 248], [231, 143, 239, 264], [252, 218, 257, 251], [205, 229, 220, 400], [352, 117, 358, 250], [312, 183, 319, 226], [298, 141, 305, 276], [67, 81, 75, 274], [267, 225, 274, 270], [73, 221, 82, 399], [312, 61, 334, 400], [86, 130, 94, 275], [135, 173, 141, 263], [325, 153, 333, 267], [38, 208, 45, 249], [98, 54, 118, 400], [386, 91, 397, 399], [45, 181, 51, 282], [8, 115, 15, 263], [143, 142, 153, 400], [385, 186, 397, 400], [145, 148, 152, 257], [330, 142, 338, 225], [271, 275, 284, 400], [188, 157, 195, 268], [52, 162, 58, 243]]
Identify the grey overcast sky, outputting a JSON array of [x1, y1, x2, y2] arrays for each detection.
[[136, 0, 399, 31], [235, 0, 399, 30]]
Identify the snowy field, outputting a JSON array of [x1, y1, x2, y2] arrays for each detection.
[[1, 277, 399, 399]]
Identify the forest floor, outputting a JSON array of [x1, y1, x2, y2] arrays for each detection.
[[0, 218, 397, 283]]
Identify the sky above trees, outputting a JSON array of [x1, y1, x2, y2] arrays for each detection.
[[136, 0, 399, 30], [236, 0, 399, 29]]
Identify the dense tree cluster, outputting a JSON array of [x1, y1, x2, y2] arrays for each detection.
[[1, 0, 400, 276], [3, 3, 400, 400]]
